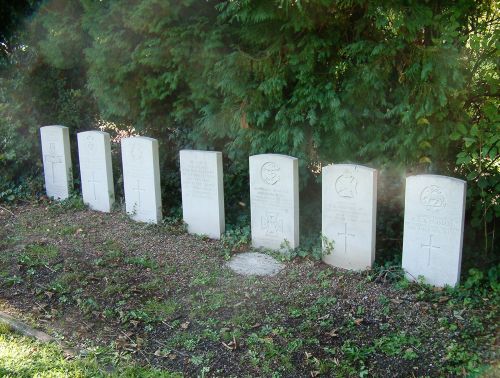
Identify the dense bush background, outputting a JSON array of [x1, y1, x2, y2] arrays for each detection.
[[0, 0, 498, 272]]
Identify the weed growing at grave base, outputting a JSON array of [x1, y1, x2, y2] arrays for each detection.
[[220, 224, 251, 259], [48, 192, 87, 213], [162, 216, 188, 235]]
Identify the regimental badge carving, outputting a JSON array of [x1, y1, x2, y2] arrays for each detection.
[[261, 161, 280, 185], [420, 185, 446, 211], [130, 141, 144, 161], [335, 173, 358, 199], [261, 212, 283, 236], [86, 135, 95, 152]]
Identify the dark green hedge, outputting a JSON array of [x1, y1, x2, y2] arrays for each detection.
[[0, 0, 498, 269]]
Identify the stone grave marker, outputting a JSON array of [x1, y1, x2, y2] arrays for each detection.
[[121, 136, 162, 223], [40, 125, 73, 200], [77, 131, 115, 212], [402, 174, 466, 287], [249, 154, 299, 250], [227, 252, 284, 276], [322, 164, 377, 270], [180, 150, 225, 239]]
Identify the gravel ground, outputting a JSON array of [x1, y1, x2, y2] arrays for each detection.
[[0, 201, 498, 377]]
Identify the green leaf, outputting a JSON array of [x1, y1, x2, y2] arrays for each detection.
[[457, 123, 467, 135], [467, 171, 478, 181], [417, 118, 430, 126], [463, 137, 476, 147]]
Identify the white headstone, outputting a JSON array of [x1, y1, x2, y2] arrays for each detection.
[[402, 174, 466, 287], [322, 164, 377, 270], [77, 131, 115, 212], [40, 125, 73, 200], [179, 150, 225, 239], [121, 136, 162, 223], [249, 154, 299, 250]]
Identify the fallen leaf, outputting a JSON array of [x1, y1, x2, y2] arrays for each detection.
[[325, 328, 339, 338], [354, 318, 363, 325], [180, 321, 190, 330], [453, 310, 465, 321], [154, 349, 164, 357]]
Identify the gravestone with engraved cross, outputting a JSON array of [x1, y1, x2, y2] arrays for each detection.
[[77, 131, 115, 212], [40, 125, 73, 200], [249, 154, 299, 251], [402, 174, 466, 287], [180, 150, 225, 239], [121, 136, 162, 223], [322, 164, 377, 270]]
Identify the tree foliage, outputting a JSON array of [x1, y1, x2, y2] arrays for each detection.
[[0, 0, 498, 266]]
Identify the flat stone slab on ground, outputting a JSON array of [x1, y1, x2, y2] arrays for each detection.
[[227, 252, 284, 276]]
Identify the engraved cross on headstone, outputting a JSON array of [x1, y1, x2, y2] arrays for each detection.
[[338, 223, 355, 253], [133, 179, 145, 209], [87, 172, 99, 200], [421, 234, 441, 266], [44, 146, 63, 184]]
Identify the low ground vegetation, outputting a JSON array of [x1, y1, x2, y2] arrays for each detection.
[[0, 200, 498, 377]]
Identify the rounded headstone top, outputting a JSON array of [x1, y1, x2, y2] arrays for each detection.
[[180, 149, 221, 156], [40, 125, 68, 130], [322, 163, 376, 173], [406, 174, 466, 185], [78, 130, 109, 137], [249, 154, 298, 161], [122, 135, 158, 143]]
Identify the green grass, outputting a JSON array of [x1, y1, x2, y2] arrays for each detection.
[[18, 244, 59, 268], [141, 299, 179, 320], [0, 326, 181, 378]]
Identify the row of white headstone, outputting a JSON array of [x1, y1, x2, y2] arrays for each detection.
[[40, 125, 466, 287]]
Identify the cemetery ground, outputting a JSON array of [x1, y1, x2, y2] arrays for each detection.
[[0, 200, 498, 377]]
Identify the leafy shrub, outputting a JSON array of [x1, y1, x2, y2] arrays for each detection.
[[0, 0, 497, 272]]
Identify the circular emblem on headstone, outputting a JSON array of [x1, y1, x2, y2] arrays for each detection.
[[261, 161, 280, 185], [86, 135, 95, 151], [335, 174, 358, 198], [420, 185, 446, 211], [130, 142, 143, 161], [48, 142, 56, 155]]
